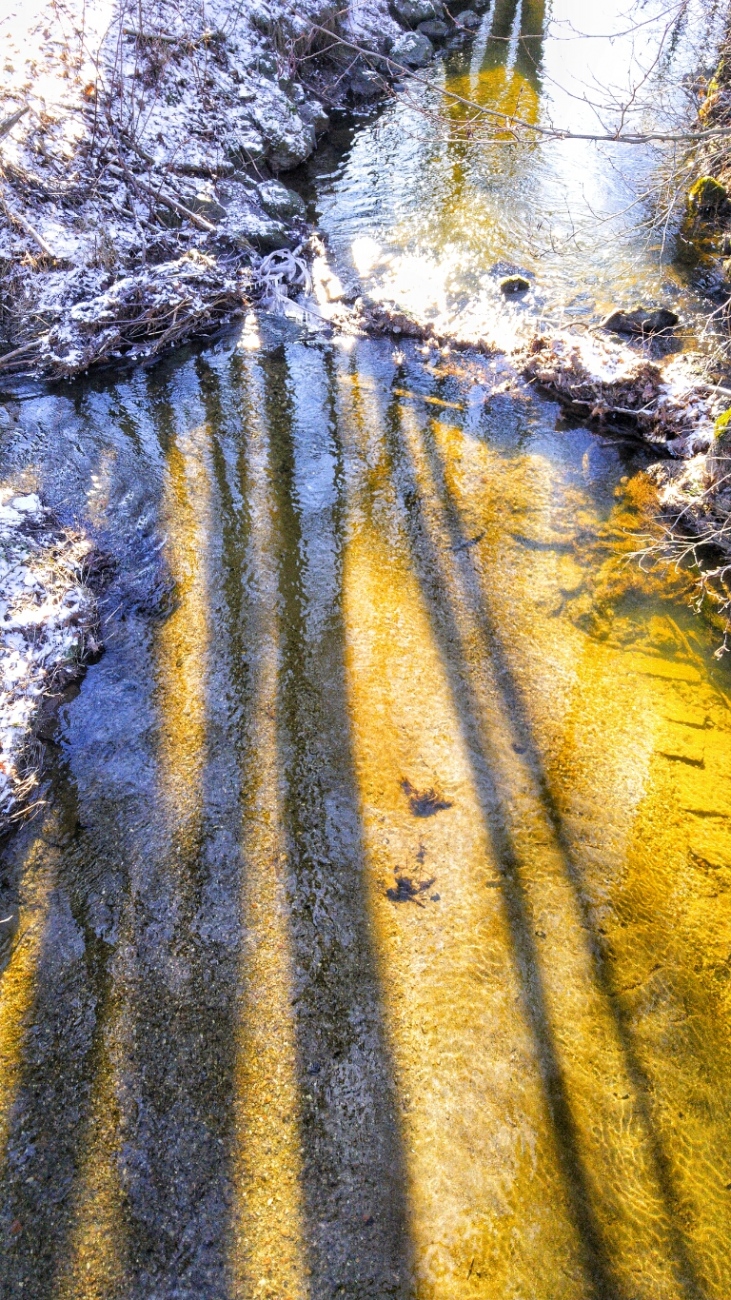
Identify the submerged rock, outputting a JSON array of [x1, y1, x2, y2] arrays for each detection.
[[602, 306, 679, 336], [500, 274, 530, 294], [390, 31, 435, 66]]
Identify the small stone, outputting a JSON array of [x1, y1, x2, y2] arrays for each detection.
[[257, 179, 306, 221], [298, 98, 330, 135], [390, 30, 434, 66], [500, 275, 530, 294], [455, 9, 481, 28], [417, 18, 450, 39], [390, 0, 441, 26], [601, 306, 678, 335], [349, 67, 383, 100]]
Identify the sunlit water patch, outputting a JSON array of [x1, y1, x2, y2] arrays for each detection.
[[2, 0, 731, 1293], [311, 0, 726, 345], [0, 324, 730, 1296]]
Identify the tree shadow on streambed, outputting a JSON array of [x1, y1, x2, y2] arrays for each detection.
[[197, 345, 414, 1300], [379, 364, 711, 1300]]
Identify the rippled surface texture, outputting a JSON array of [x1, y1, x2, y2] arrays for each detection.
[[3, 1, 731, 1297], [0, 325, 729, 1298], [313, 0, 725, 343]]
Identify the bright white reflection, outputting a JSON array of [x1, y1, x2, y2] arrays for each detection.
[[351, 236, 384, 277], [238, 312, 262, 350]]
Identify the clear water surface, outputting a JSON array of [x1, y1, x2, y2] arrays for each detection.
[[1, 3, 731, 1298]]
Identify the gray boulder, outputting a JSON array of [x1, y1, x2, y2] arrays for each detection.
[[390, 0, 441, 26], [298, 98, 330, 135], [228, 214, 292, 252], [390, 31, 434, 66], [417, 18, 450, 39], [250, 85, 317, 170], [349, 67, 383, 99], [454, 9, 481, 28], [257, 179, 306, 220]]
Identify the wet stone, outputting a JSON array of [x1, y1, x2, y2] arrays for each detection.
[[349, 67, 384, 100], [417, 19, 450, 40], [298, 98, 330, 134], [602, 306, 679, 335], [500, 274, 531, 294]]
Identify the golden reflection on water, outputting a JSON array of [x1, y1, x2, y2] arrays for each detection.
[[54, 1057, 125, 1300], [155, 428, 212, 816], [4, 331, 731, 1296], [336, 351, 731, 1295], [54, 421, 219, 1296], [0, 842, 56, 1165], [225, 354, 307, 1300]]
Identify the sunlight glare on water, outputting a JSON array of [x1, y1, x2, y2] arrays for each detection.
[[1, 1, 731, 1296], [312, 0, 725, 345]]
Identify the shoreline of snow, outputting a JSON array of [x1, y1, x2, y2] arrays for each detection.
[[0, 491, 102, 835]]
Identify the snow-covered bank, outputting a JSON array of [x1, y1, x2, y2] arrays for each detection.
[[0, 0, 487, 375], [521, 332, 727, 458], [0, 491, 100, 833]]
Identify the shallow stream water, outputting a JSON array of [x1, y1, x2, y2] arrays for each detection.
[[2, 3, 731, 1298]]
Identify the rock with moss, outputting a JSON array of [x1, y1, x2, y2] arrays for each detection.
[[688, 176, 729, 217], [714, 407, 731, 446]]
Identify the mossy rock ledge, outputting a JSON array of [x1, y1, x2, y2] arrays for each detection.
[[688, 176, 729, 217], [714, 407, 731, 450]]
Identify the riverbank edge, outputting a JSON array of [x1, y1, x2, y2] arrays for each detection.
[[0, 494, 107, 840], [0, 0, 491, 381]]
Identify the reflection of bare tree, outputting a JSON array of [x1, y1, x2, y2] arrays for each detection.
[[514, 0, 546, 87], [453, 0, 546, 132]]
